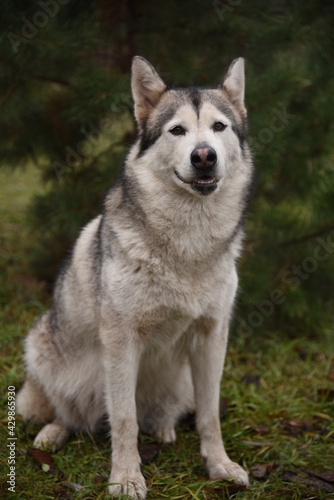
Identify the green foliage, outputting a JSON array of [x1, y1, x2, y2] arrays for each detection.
[[0, 0, 333, 334]]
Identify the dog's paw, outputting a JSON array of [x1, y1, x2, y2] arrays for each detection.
[[156, 426, 176, 444], [108, 471, 147, 499], [33, 422, 69, 452], [209, 460, 249, 486], [162, 427, 176, 443]]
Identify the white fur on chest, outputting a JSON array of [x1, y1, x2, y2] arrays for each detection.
[[102, 239, 237, 344]]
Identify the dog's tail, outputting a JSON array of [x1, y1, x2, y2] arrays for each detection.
[[17, 377, 54, 424]]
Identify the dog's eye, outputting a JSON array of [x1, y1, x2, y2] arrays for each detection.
[[169, 125, 186, 136], [213, 122, 227, 132]]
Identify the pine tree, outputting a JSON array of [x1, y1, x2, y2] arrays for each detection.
[[0, 0, 333, 335]]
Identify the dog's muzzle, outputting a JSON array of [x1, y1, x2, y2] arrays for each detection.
[[175, 146, 218, 196]]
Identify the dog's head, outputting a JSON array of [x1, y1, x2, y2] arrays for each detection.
[[131, 56, 248, 197]]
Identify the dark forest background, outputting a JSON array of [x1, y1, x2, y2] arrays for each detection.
[[1, 0, 333, 338]]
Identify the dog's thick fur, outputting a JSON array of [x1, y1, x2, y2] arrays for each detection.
[[17, 56, 253, 498]]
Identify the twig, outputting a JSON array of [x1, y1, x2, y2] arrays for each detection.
[[278, 223, 334, 247]]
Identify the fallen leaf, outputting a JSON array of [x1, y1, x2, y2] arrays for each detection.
[[308, 470, 334, 483], [242, 440, 272, 447], [268, 412, 286, 419], [93, 475, 106, 484], [53, 486, 70, 499], [138, 442, 162, 465], [27, 447, 65, 479], [27, 447, 54, 467], [254, 425, 269, 434], [281, 470, 334, 493], [281, 420, 304, 435], [281, 418, 326, 436], [251, 464, 267, 479], [251, 462, 277, 479], [42, 463, 50, 473]]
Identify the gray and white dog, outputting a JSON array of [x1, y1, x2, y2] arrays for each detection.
[[17, 56, 253, 498]]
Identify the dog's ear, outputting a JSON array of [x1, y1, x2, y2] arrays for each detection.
[[220, 58, 246, 112], [131, 56, 166, 127]]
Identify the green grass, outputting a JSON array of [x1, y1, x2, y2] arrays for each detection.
[[0, 168, 333, 499]]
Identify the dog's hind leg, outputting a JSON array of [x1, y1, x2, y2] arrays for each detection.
[[17, 377, 54, 425], [17, 312, 57, 425], [17, 311, 72, 451], [17, 374, 70, 452], [34, 420, 69, 452]]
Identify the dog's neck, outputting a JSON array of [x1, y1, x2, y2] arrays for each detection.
[[121, 165, 247, 263]]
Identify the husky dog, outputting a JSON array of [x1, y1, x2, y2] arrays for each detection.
[[17, 56, 253, 498]]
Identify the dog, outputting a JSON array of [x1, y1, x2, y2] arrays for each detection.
[[17, 56, 253, 498]]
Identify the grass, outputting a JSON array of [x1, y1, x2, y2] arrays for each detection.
[[0, 167, 333, 499]]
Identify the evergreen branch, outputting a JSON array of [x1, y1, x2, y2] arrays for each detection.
[[0, 81, 19, 106], [278, 223, 334, 247], [33, 74, 71, 87]]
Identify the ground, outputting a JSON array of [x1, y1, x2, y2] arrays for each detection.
[[0, 167, 333, 499]]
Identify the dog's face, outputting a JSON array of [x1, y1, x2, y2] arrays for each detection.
[[131, 57, 248, 197]]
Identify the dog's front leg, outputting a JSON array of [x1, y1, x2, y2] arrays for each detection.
[[190, 319, 249, 486], [101, 326, 147, 500]]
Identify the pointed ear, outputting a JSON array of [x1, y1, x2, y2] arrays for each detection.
[[220, 58, 245, 111], [131, 56, 166, 127]]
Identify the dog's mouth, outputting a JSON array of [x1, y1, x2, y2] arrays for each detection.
[[174, 170, 218, 195]]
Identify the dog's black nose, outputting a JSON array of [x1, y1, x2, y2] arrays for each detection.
[[190, 147, 217, 169]]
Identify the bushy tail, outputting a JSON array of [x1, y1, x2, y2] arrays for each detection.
[[17, 377, 54, 424]]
